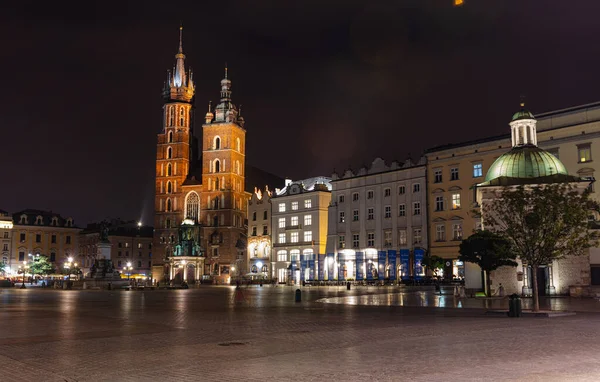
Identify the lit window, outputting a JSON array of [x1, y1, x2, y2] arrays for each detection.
[[291, 216, 298, 226], [352, 193, 359, 201], [398, 230, 407, 245], [473, 163, 483, 178], [291, 201, 298, 210], [277, 250, 287, 262], [434, 169, 442, 183], [339, 212, 345, 223], [398, 185, 405, 195], [304, 215, 312, 226], [278, 233, 286, 244], [413, 228, 422, 245], [304, 231, 312, 242], [413, 202, 421, 216], [367, 208, 374, 220], [385, 206, 391, 218], [290, 232, 299, 243], [384, 231, 392, 247], [352, 234, 360, 248], [452, 193, 461, 209], [338, 235, 345, 249], [398, 204, 406, 217], [304, 199, 312, 208], [578, 144, 592, 163], [279, 203, 286, 212], [278, 218, 285, 228], [452, 224, 463, 241], [367, 232, 375, 247], [413, 184, 420, 193], [353, 210, 359, 221], [367, 190, 374, 199], [384, 188, 391, 197], [290, 250, 300, 261], [435, 196, 444, 211], [450, 167, 459, 181], [436, 224, 446, 241], [251, 226, 257, 236]]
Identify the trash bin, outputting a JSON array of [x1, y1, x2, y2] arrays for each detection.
[[508, 293, 522, 317], [295, 288, 301, 302], [347, 282, 351, 290]]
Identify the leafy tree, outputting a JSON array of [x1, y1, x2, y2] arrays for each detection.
[[421, 254, 445, 277], [29, 255, 56, 277], [0, 261, 5, 275], [482, 183, 599, 311], [459, 230, 517, 297]]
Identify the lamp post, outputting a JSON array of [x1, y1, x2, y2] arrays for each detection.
[[20, 261, 27, 289], [126, 261, 132, 280]]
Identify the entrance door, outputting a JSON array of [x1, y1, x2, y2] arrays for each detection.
[[536, 267, 547, 296], [591, 267, 600, 285]]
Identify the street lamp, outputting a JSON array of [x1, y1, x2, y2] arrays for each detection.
[[20, 261, 28, 289], [137, 221, 142, 228], [126, 261, 133, 280]]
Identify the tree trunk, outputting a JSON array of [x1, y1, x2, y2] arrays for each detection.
[[485, 270, 492, 297], [531, 265, 540, 312]]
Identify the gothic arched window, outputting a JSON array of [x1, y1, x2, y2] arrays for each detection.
[[167, 181, 172, 194], [185, 192, 200, 221], [179, 107, 185, 126], [215, 177, 220, 190], [214, 159, 220, 173], [169, 106, 175, 127], [168, 131, 173, 143], [214, 136, 221, 150], [166, 198, 172, 212], [167, 163, 172, 176], [167, 147, 172, 159], [236, 137, 241, 152]]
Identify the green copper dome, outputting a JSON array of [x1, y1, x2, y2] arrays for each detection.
[[511, 108, 535, 121], [484, 145, 568, 183]]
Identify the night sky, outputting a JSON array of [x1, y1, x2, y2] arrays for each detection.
[[2, 0, 600, 226]]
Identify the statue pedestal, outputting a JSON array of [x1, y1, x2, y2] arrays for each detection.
[[84, 241, 128, 290]]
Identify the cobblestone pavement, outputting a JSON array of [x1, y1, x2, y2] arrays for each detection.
[[1, 285, 600, 381]]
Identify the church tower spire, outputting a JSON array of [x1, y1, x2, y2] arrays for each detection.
[[163, 26, 195, 103]]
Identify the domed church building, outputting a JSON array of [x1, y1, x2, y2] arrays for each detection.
[[475, 102, 593, 296]]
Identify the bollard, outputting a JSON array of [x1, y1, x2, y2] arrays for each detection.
[[347, 282, 351, 290], [508, 293, 521, 317], [295, 288, 301, 302]]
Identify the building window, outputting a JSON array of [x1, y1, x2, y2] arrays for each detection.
[[367, 232, 375, 247], [51, 234, 56, 244], [262, 225, 268, 235], [352, 234, 360, 248], [278, 203, 286, 212], [118, 242, 123, 248], [473, 163, 483, 177], [290, 232, 299, 243], [413, 184, 420, 193], [167, 147, 172, 159], [339, 195, 345, 203], [384, 231, 392, 247], [277, 250, 287, 262], [214, 136, 221, 149], [398, 204, 406, 217], [578, 144, 592, 163], [291, 216, 298, 226], [252, 212, 256, 221], [434, 169, 442, 183], [185, 192, 199, 221], [19, 251, 25, 261], [3, 232, 7, 238], [435, 196, 444, 211], [263, 210, 268, 220], [382, 188, 390, 197], [20, 233, 25, 242], [304, 215, 312, 226], [338, 235, 345, 249], [66, 236, 71, 245], [452, 193, 461, 209], [436, 224, 446, 241], [413, 202, 421, 216], [168, 131, 173, 143], [413, 228, 422, 245], [304, 199, 312, 208], [353, 210, 359, 221], [251, 226, 257, 236], [167, 163, 172, 176], [450, 167, 459, 181], [118, 251, 122, 257], [398, 230, 407, 245], [384, 206, 392, 218], [278, 233, 286, 244], [117, 260, 122, 267], [452, 224, 463, 241], [278, 218, 285, 228], [2, 244, 7, 251], [363, 190, 372, 200], [547, 148, 559, 159], [304, 231, 312, 242], [125, 251, 129, 257], [138, 251, 142, 257], [35, 234, 41, 243], [352, 193, 359, 201], [291, 201, 298, 211], [367, 208, 374, 220], [339, 212, 345, 223], [290, 250, 300, 261], [398, 185, 405, 195]]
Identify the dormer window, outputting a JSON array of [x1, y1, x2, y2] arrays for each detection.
[[66, 218, 73, 227], [35, 216, 43, 225], [19, 214, 27, 224], [51, 217, 58, 226]]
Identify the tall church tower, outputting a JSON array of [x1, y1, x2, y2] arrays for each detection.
[[200, 67, 249, 278], [154, 27, 196, 265]]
